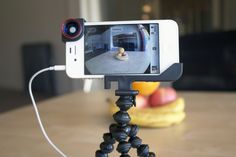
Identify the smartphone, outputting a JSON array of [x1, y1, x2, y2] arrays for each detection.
[[62, 19, 179, 79]]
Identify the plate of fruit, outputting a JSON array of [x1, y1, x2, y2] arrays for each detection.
[[109, 82, 186, 128]]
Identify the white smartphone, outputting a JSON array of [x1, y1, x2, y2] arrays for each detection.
[[62, 19, 179, 79]]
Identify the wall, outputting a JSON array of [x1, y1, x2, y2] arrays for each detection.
[[0, 0, 73, 94], [103, 0, 144, 21], [223, 0, 236, 30], [110, 25, 141, 51]]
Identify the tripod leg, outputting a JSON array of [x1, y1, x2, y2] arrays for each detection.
[[128, 124, 156, 157], [95, 132, 115, 157]]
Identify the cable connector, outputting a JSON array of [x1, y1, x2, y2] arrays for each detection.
[[53, 65, 66, 71]]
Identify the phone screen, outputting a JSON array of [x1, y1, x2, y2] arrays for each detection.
[[84, 24, 159, 75]]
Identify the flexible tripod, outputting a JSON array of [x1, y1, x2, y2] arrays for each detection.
[[95, 63, 183, 156], [95, 90, 156, 157]]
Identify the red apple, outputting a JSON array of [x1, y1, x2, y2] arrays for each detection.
[[136, 94, 149, 108], [149, 87, 177, 107]]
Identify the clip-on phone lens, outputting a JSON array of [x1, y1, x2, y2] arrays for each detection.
[[62, 19, 83, 41]]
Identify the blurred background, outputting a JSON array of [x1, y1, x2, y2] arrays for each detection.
[[1, 0, 236, 112]]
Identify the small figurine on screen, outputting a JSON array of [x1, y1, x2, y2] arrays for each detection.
[[115, 47, 129, 61]]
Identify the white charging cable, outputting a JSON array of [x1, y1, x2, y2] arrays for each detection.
[[28, 65, 67, 157]]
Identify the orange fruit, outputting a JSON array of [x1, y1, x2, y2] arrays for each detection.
[[132, 82, 160, 96]]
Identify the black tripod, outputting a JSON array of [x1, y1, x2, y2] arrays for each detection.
[[95, 63, 183, 156], [95, 90, 156, 157]]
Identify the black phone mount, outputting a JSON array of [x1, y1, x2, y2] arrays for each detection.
[[95, 63, 183, 157]]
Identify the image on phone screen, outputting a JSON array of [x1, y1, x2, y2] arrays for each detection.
[[84, 24, 160, 75]]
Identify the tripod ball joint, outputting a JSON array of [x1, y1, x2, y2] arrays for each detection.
[[116, 141, 132, 154], [129, 136, 142, 148], [116, 96, 134, 111], [112, 129, 128, 142], [129, 124, 139, 137], [95, 150, 108, 157], [99, 142, 114, 154], [109, 123, 118, 133], [103, 133, 115, 144], [123, 125, 131, 135], [113, 111, 131, 124], [109, 124, 128, 142], [137, 144, 156, 157], [137, 144, 150, 157]]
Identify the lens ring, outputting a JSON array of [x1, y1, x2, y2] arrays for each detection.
[[62, 19, 82, 39]]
